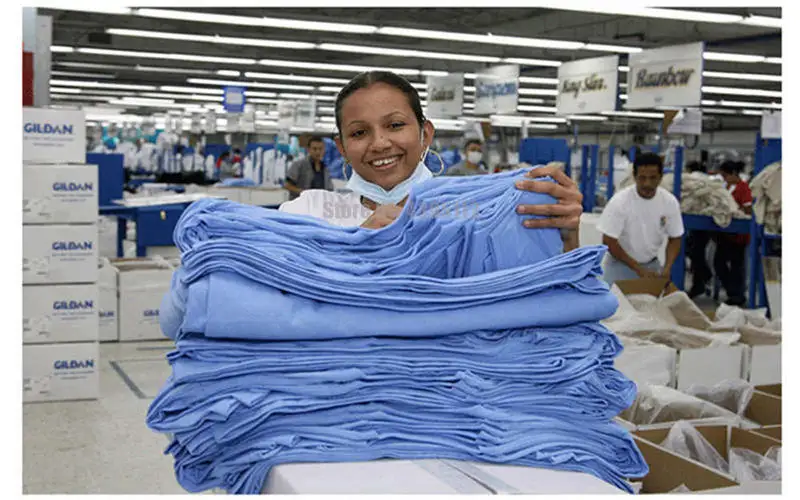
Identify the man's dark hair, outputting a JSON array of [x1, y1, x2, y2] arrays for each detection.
[[686, 161, 705, 173], [335, 71, 425, 135], [307, 136, 325, 148], [465, 139, 482, 149], [633, 152, 664, 176], [719, 160, 745, 175]]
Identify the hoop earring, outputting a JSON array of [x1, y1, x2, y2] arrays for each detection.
[[428, 150, 446, 176]]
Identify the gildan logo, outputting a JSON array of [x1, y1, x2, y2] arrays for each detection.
[[53, 182, 93, 192], [52, 241, 93, 251], [54, 359, 95, 370], [143, 309, 160, 317], [99, 311, 115, 318], [53, 300, 94, 310], [24, 123, 74, 135]]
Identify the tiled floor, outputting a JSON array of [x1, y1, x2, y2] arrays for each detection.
[[22, 340, 202, 494]]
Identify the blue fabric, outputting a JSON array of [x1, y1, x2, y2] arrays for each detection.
[[148, 167, 648, 494], [218, 178, 256, 187]]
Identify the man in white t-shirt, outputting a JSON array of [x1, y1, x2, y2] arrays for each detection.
[[597, 152, 684, 283]]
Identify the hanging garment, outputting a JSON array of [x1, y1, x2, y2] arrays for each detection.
[[750, 162, 781, 234]]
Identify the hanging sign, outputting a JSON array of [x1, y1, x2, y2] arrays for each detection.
[[556, 55, 619, 116], [626, 42, 703, 110], [294, 99, 317, 129], [426, 73, 464, 118], [204, 111, 217, 134], [23, 108, 86, 163], [761, 110, 781, 139], [664, 108, 703, 135], [240, 110, 256, 133], [474, 64, 519, 115], [277, 101, 296, 130], [224, 86, 246, 113], [226, 113, 241, 133], [190, 114, 202, 134]]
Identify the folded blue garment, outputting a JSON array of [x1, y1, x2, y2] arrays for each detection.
[[148, 168, 648, 495], [218, 178, 256, 187]]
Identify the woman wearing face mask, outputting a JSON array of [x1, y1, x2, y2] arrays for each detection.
[[279, 71, 582, 250], [446, 139, 487, 176]]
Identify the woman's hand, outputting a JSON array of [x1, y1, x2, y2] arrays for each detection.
[[515, 162, 583, 231], [360, 204, 403, 230]]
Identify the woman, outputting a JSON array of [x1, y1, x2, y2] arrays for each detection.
[[714, 160, 753, 306], [280, 71, 582, 250]]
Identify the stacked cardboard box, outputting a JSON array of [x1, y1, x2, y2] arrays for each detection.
[[110, 257, 174, 342], [23, 162, 100, 403]]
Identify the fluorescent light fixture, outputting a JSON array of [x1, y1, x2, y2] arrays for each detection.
[[319, 106, 335, 114], [319, 43, 502, 63], [464, 86, 476, 93], [551, 6, 742, 23], [50, 71, 115, 79], [50, 79, 157, 91], [518, 88, 559, 96], [109, 100, 206, 111], [134, 9, 377, 33], [160, 86, 224, 95], [246, 91, 279, 98], [319, 116, 336, 122], [619, 66, 630, 72], [119, 97, 175, 105], [376, 26, 583, 50], [56, 89, 139, 97], [278, 93, 313, 99], [56, 7, 132, 15], [502, 57, 562, 67], [140, 93, 223, 102], [702, 86, 781, 98], [50, 95, 114, 102], [740, 15, 781, 29], [519, 76, 560, 85], [248, 98, 282, 104], [620, 94, 628, 100], [765, 57, 782, 64], [584, 43, 642, 53], [106, 28, 315, 50], [187, 78, 315, 91], [258, 58, 420, 76], [139, 65, 212, 75], [703, 52, 769, 63], [245, 72, 349, 84], [50, 46, 74, 53], [463, 103, 475, 108], [601, 110, 663, 118], [518, 116, 568, 123], [317, 86, 341, 93], [742, 110, 765, 116], [421, 70, 449, 77], [718, 100, 781, 109], [566, 115, 609, 121], [519, 98, 546, 104], [217, 70, 241, 77], [517, 105, 558, 113], [702, 71, 781, 83], [49, 87, 81, 94], [56, 62, 130, 71], [702, 108, 739, 115], [314, 95, 336, 101], [76, 47, 257, 65]]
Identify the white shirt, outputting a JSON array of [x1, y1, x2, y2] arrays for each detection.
[[597, 186, 684, 264], [279, 189, 374, 227]]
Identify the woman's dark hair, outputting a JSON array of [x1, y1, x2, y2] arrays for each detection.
[[335, 71, 426, 135], [719, 160, 745, 175]]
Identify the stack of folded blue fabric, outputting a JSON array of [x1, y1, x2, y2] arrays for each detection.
[[147, 168, 649, 494]]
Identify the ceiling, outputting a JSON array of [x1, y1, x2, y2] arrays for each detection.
[[39, 6, 782, 135]]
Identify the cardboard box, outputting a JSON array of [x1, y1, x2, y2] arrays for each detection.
[[630, 435, 739, 493], [738, 326, 781, 386], [742, 391, 781, 428], [122, 240, 181, 259], [634, 425, 781, 493], [613, 278, 746, 390], [23, 224, 98, 285], [115, 258, 173, 341], [614, 336, 677, 388], [617, 385, 742, 431], [23, 108, 87, 164], [98, 215, 119, 259], [23, 342, 99, 402], [23, 164, 98, 224], [752, 425, 781, 442], [756, 384, 781, 397], [98, 259, 119, 342], [23, 284, 98, 344]]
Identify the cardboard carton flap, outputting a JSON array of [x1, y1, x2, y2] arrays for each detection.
[[615, 278, 678, 297], [745, 392, 782, 426], [755, 384, 781, 397], [752, 425, 781, 441]]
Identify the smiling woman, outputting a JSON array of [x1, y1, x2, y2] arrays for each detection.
[[279, 70, 583, 247]]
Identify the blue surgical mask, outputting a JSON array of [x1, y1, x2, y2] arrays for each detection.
[[346, 161, 433, 206]]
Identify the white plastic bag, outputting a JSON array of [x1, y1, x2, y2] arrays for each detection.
[[685, 380, 755, 416], [729, 447, 781, 482], [659, 421, 729, 473], [621, 385, 741, 425]]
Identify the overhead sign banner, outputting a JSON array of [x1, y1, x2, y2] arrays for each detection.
[[240, 111, 256, 133], [761, 111, 781, 139], [277, 101, 296, 130], [23, 108, 86, 163], [664, 108, 703, 135], [556, 55, 619, 116], [223, 86, 246, 113], [226, 113, 241, 133], [474, 64, 519, 116], [204, 111, 217, 134], [626, 42, 703, 110], [190, 114, 202, 134], [294, 99, 317, 129], [426, 73, 464, 118]]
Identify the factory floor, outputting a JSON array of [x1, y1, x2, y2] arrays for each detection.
[[22, 340, 202, 495]]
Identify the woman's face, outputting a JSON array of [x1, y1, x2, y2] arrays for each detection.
[[335, 82, 435, 191]]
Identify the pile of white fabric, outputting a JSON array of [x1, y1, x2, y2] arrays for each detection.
[[750, 161, 782, 235], [620, 173, 747, 227]]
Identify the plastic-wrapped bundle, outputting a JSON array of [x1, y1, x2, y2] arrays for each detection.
[[685, 380, 755, 417], [148, 168, 648, 494]]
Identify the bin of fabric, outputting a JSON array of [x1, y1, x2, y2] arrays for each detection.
[[147, 168, 649, 494]]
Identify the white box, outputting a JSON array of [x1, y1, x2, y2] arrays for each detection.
[[23, 163, 98, 224], [98, 259, 119, 342], [675, 345, 747, 391], [615, 336, 677, 388], [23, 108, 87, 164], [23, 224, 98, 284], [23, 284, 98, 344], [23, 342, 99, 402], [123, 240, 181, 259], [115, 258, 174, 341], [737, 325, 781, 386], [98, 215, 119, 259], [617, 385, 742, 431]]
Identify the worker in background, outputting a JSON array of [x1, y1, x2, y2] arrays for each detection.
[[713, 160, 753, 307], [279, 70, 582, 251], [685, 161, 714, 299], [598, 152, 685, 283], [284, 136, 334, 201], [446, 139, 488, 176]]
